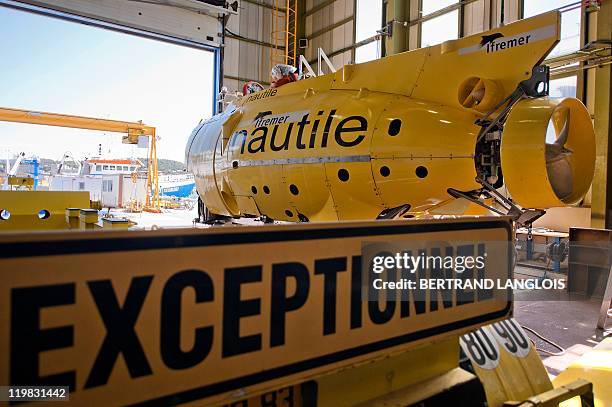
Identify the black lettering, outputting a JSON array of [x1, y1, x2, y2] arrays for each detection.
[[248, 127, 268, 153], [400, 250, 426, 317], [463, 332, 485, 366], [161, 270, 214, 370], [270, 123, 293, 151], [232, 130, 247, 152], [85, 276, 153, 388], [368, 254, 396, 324], [475, 330, 498, 361], [321, 109, 336, 147], [270, 262, 310, 347], [477, 243, 493, 301], [315, 257, 347, 335], [261, 390, 277, 407], [493, 320, 529, 354], [223, 266, 262, 357], [11, 284, 75, 389], [429, 247, 453, 311], [335, 116, 367, 147], [309, 112, 323, 148], [493, 321, 517, 353], [507, 319, 529, 349], [462, 329, 498, 367], [281, 385, 295, 406], [456, 245, 475, 306], [295, 114, 310, 149], [240, 130, 248, 154]]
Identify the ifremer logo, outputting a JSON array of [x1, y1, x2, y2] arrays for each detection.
[[480, 32, 532, 53]]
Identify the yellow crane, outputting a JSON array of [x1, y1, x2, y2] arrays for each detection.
[[0, 106, 160, 212]]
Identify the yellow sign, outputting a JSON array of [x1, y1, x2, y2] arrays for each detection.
[[0, 217, 511, 405], [460, 318, 552, 406]]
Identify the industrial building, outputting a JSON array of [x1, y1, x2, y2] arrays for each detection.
[[0, 0, 611, 406]]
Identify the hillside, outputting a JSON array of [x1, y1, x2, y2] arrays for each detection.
[[139, 158, 187, 172]]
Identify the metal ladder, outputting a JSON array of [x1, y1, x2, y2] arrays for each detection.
[[270, 0, 298, 68]]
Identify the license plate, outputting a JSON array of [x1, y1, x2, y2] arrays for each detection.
[[224, 382, 316, 407]]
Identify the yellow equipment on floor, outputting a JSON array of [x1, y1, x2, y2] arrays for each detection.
[[0, 191, 135, 231], [0, 190, 90, 231], [6, 176, 34, 190], [555, 338, 612, 407]]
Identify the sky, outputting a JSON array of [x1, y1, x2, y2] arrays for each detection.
[[354, 0, 382, 63], [0, 7, 214, 163]]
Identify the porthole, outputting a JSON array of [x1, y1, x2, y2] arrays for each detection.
[[38, 209, 50, 219], [380, 166, 391, 177], [285, 210, 294, 217], [0, 209, 10, 220], [388, 119, 402, 136], [416, 166, 428, 178], [289, 184, 299, 195], [263, 186, 270, 194], [251, 186, 258, 194], [338, 169, 350, 182]]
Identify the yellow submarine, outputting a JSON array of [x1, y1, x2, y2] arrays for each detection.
[[185, 10, 595, 224]]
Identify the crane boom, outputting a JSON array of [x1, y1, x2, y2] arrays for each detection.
[[0, 106, 159, 211], [0, 107, 155, 137]]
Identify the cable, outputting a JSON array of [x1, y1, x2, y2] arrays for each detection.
[[224, 27, 246, 39], [521, 324, 566, 356]]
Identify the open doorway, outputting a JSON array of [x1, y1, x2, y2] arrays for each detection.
[[0, 6, 216, 221]]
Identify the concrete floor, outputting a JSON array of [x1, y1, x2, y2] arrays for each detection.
[[513, 265, 611, 376], [108, 207, 198, 229]]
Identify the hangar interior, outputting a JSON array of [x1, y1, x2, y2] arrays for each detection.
[[0, 0, 612, 406]]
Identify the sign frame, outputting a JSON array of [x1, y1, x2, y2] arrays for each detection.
[[0, 217, 513, 406]]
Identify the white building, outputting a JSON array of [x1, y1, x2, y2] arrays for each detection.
[[85, 159, 143, 176], [50, 174, 147, 208]]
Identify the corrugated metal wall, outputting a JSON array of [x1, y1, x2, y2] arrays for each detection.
[[221, 0, 541, 93], [222, 0, 355, 93], [223, 0, 277, 92], [303, 0, 354, 69]]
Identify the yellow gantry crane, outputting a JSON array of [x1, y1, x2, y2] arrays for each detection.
[[0, 106, 160, 212]]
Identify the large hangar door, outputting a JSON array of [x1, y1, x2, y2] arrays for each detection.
[[1, 0, 228, 48], [0, 0, 228, 113]]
